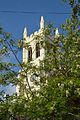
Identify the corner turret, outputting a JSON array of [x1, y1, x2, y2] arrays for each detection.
[[22, 27, 28, 63], [23, 27, 27, 39], [40, 16, 44, 29], [55, 28, 59, 37]]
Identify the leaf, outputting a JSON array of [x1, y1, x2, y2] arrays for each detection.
[[5, 33, 11, 39]]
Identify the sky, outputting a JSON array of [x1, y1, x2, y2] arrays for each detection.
[[0, 0, 72, 95], [0, 0, 72, 39]]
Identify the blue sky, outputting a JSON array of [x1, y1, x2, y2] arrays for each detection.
[[0, 0, 71, 39], [0, 0, 72, 95]]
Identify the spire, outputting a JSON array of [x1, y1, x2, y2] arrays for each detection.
[[40, 16, 44, 29], [23, 27, 27, 39], [55, 28, 59, 37]]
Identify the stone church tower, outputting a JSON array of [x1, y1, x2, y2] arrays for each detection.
[[16, 16, 59, 96], [22, 16, 45, 65]]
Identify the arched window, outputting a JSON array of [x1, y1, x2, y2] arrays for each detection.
[[36, 43, 40, 58], [28, 47, 32, 61]]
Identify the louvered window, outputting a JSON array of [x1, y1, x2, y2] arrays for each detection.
[[36, 43, 40, 58], [28, 47, 32, 61]]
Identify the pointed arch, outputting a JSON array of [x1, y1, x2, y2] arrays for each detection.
[[36, 43, 40, 58], [28, 47, 32, 61]]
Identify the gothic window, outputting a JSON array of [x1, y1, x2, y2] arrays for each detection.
[[36, 43, 40, 58], [28, 47, 32, 61]]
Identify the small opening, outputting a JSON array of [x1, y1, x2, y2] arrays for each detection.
[[36, 43, 40, 58], [28, 47, 32, 61]]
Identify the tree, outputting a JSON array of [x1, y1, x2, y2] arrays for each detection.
[[0, 27, 20, 120], [23, 16, 80, 119]]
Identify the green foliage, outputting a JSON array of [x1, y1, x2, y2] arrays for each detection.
[[0, 27, 19, 111]]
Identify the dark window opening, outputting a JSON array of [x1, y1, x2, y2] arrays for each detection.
[[28, 47, 32, 61], [36, 43, 40, 58]]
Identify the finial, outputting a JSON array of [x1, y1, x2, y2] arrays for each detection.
[[40, 16, 44, 29], [23, 27, 27, 39], [55, 28, 59, 37]]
